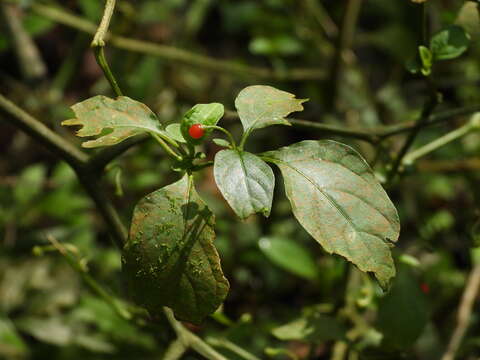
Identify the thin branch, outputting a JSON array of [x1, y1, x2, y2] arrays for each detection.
[[91, 0, 116, 47], [441, 264, 480, 360], [0, 93, 88, 167], [207, 337, 261, 360], [164, 339, 188, 360], [30, 3, 326, 81], [387, 96, 438, 182], [0, 93, 127, 248]]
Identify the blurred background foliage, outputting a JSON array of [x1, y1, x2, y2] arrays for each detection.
[[0, 0, 480, 359]]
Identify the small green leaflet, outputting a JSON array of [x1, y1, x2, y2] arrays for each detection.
[[235, 85, 307, 133], [62, 96, 166, 148], [165, 123, 186, 143], [214, 149, 274, 219], [430, 25, 470, 61], [263, 140, 400, 289], [180, 103, 224, 144], [122, 175, 229, 323]]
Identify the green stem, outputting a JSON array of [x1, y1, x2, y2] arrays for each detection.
[[403, 121, 477, 166], [202, 125, 237, 149], [90, 0, 123, 97], [164, 339, 188, 360], [239, 128, 253, 150], [207, 337, 261, 360], [163, 308, 227, 360], [93, 47, 123, 97], [151, 133, 183, 161]]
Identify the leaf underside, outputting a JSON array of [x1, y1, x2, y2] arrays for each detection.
[[214, 149, 274, 219], [235, 85, 307, 133], [62, 95, 164, 148], [122, 175, 229, 324], [264, 140, 400, 289]]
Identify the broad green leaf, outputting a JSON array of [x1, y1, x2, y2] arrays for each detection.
[[235, 85, 307, 133], [259, 237, 319, 280], [377, 265, 429, 349], [263, 140, 400, 289], [272, 312, 345, 343], [165, 123, 187, 143], [180, 103, 224, 144], [122, 175, 229, 323], [214, 149, 274, 219], [62, 96, 166, 148], [430, 25, 470, 61]]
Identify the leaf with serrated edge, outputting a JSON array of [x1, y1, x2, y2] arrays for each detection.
[[235, 85, 307, 133], [122, 175, 229, 323], [62, 96, 166, 148], [263, 140, 400, 289], [214, 149, 274, 219]]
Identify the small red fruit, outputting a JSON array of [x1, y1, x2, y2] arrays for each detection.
[[420, 282, 430, 294], [188, 124, 205, 139]]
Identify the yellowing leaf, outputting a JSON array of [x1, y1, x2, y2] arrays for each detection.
[[62, 96, 166, 148], [235, 85, 307, 133]]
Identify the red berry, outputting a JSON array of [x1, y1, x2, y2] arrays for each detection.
[[420, 283, 430, 294], [188, 124, 205, 139]]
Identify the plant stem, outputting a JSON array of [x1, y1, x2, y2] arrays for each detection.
[[91, 0, 123, 97], [0, 94, 88, 167], [207, 337, 261, 360], [29, 3, 326, 81], [93, 47, 123, 97], [163, 308, 228, 360], [164, 339, 188, 360], [441, 264, 480, 360], [151, 133, 183, 162], [91, 0, 116, 47], [402, 121, 476, 166], [203, 125, 237, 149]]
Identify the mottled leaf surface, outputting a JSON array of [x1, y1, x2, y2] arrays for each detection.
[[214, 149, 274, 219], [62, 96, 165, 148], [263, 140, 400, 288], [235, 85, 307, 133], [122, 175, 229, 323]]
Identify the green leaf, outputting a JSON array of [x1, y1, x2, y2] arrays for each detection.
[[62, 95, 166, 148], [180, 103, 224, 144], [122, 175, 229, 323], [430, 25, 470, 61], [165, 123, 187, 143], [235, 85, 307, 134], [214, 149, 274, 219], [272, 311, 345, 343], [0, 317, 28, 357], [14, 164, 46, 205], [212, 138, 230, 147], [263, 140, 400, 289], [259, 237, 319, 280], [377, 265, 429, 349]]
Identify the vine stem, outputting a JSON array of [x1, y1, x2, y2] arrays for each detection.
[[91, 0, 123, 97]]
